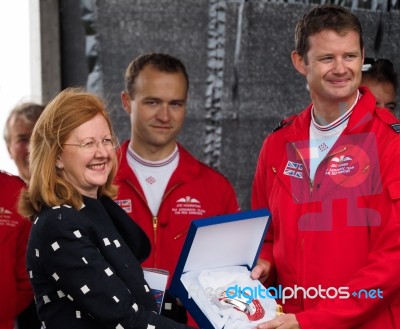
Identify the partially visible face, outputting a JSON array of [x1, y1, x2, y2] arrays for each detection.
[[296, 30, 363, 112], [57, 114, 115, 198], [7, 116, 35, 182], [121, 65, 187, 159], [362, 78, 397, 113]]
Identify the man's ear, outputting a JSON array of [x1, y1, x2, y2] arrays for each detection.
[[291, 51, 307, 76], [361, 47, 365, 65], [121, 91, 132, 114], [6, 144, 13, 159]]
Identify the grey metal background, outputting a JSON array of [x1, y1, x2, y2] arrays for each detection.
[[60, 0, 400, 209]]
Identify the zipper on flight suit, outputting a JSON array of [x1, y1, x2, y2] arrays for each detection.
[[126, 180, 160, 263], [152, 216, 158, 244], [290, 143, 353, 309], [290, 143, 353, 193], [291, 143, 313, 193], [153, 183, 181, 266], [126, 179, 182, 267]]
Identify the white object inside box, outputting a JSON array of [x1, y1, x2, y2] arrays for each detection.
[[173, 210, 272, 328], [181, 266, 277, 329]]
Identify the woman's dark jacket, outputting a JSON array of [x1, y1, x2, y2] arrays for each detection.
[[27, 195, 192, 329]]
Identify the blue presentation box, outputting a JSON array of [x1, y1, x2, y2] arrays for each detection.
[[169, 209, 271, 329]]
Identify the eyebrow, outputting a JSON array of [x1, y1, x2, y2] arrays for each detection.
[[142, 96, 160, 101], [170, 99, 186, 104], [143, 96, 186, 103], [73, 134, 112, 141], [16, 133, 30, 138]]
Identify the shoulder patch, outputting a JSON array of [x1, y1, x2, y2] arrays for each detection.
[[272, 114, 297, 133], [376, 108, 400, 133], [390, 123, 400, 133]]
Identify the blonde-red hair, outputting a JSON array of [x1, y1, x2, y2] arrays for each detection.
[[19, 88, 118, 219]]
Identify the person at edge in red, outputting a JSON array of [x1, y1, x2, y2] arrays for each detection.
[[115, 53, 240, 327], [0, 170, 33, 329], [3, 102, 44, 329], [251, 4, 400, 329]]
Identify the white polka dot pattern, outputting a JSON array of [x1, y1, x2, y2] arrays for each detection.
[[80, 285, 90, 294], [51, 242, 60, 251], [74, 230, 82, 238], [25, 198, 178, 329]]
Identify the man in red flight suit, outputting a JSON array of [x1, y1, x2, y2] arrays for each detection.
[[115, 53, 240, 326], [0, 171, 33, 329], [252, 4, 400, 329]]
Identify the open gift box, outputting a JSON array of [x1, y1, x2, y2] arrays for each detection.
[[170, 209, 277, 329]]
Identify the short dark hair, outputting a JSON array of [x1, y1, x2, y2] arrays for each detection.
[[362, 58, 398, 92], [295, 4, 363, 61], [124, 53, 189, 98]]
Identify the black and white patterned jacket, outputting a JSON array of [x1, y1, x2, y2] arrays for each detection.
[[27, 195, 193, 329]]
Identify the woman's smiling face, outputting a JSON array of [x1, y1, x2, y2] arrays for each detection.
[[56, 114, 116, 198]]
